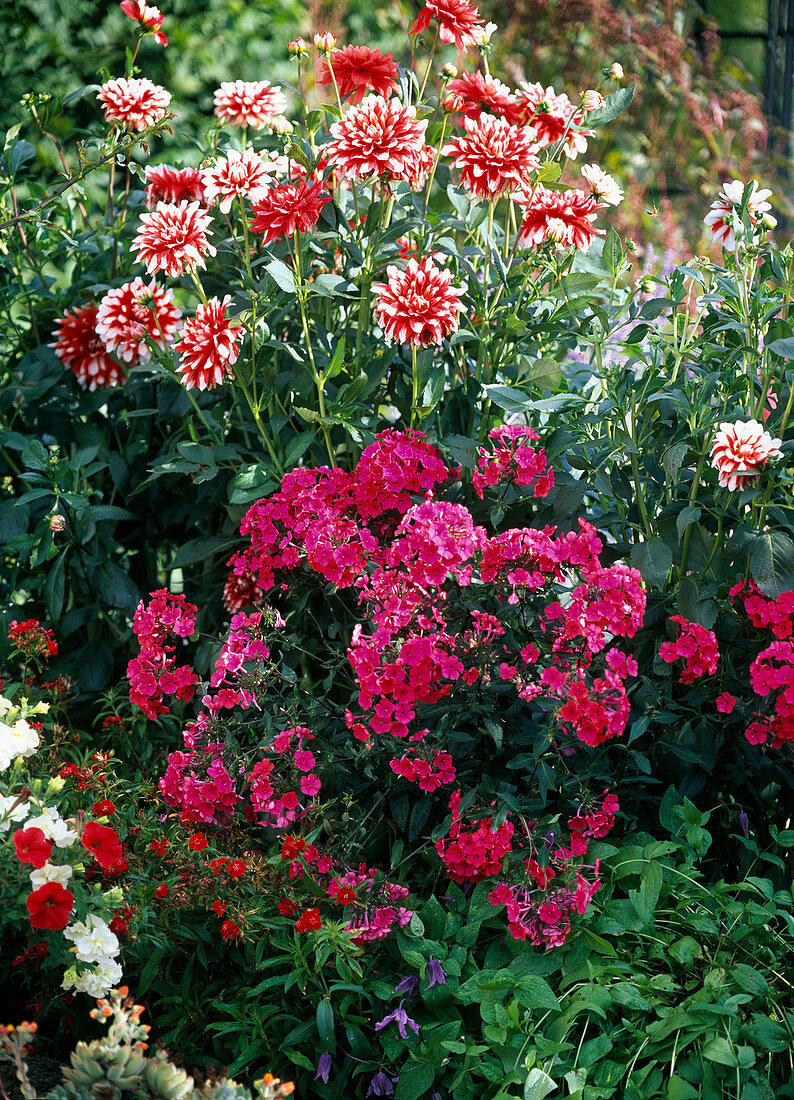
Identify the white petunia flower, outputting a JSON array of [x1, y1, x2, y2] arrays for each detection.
[[0, 717, 40, 772], [30, 862, 74, 889], [64, 915, 120, 965], [25, 807, 79, 847]]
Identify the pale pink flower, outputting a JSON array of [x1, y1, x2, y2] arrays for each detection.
[[175, 296, 242, 391], [97, 77, 171, 132], [443, 113, 539, 199], [325, 95, 428, 181], [131, 201, 216, 278], [96, 278, 181, 364], [710, 420, 783, 491], [373, 257, 463, 346], [704, 179, 776, 250], [581, 164, 624, 206], [581, 90, 604, 112], [201, 149, 277, 214], [213, 80, 287, 130]]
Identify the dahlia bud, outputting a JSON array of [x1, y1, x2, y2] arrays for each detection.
[[269, 115, 294, 135], [313, 31, 337, 53], [288, 37, 309, 57], [608, 62, 624, 80], [582, 90, 604, 112], [49, 514, 66, 532], [441, 63, 458, 80]]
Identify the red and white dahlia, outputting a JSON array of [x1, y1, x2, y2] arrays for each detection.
[[131, 201, 216, 278], [710, 419, 783, 491], [213, 80, 287, 130], [119, 0, 167, 46], [373, 257, 463, 346], [201, 149, 277, 214], [249, 181, 331, 243], [443, 113, 539, 200], [175, 296, 242, 390], [223, 569, 264, 614], [704, 179, 776, 250], [51, 304, 126, 390], [581, 164, 624, 207], [97, 77, 171, 132], [443, 71, 519, 122], [410, 0, 485, 51], [516, 185, 602, 250], [319, 46, 399, 104], [325, 95, 428, 181], [514, 82, 592, 159], [96, 278, 181, 364], [144, 165, 206, 209], [393, 145, 436, 191]]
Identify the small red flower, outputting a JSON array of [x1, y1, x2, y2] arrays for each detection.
[[295, 907, 322, 933], [277, 899, 296, 917], [155, 883, 169, 899], [209, 857, 228, 875], [220, 919, 240, 940], [91, 800, 116, 817], [26, 882, 74, 930], [81, 821, 123, 870], [227, 859, 246, 879], [210, 900, 227, 916], [188, 832, 208, 851], [335, 886, 355, 906], [14, 828, 53, 869], [151, 837, 168, 856], [410, 0, 485, 51], [280, 836, 306, 860]]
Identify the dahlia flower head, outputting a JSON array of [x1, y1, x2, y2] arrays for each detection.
[[249, 181, 331, 243], [372, 256, 463, 347], [325, 94, 428, 181], [175, 295, 242, 390], [516, 185, 603, 251], [710, 419, 783, 491], [97, 77, 171, 132], [319, 45, 399, 104], [131, 200, 216, 278], [410, 0, 485, 51], [201, 148, 279, 214], [144, 164, 206, 209], [213, 80, 287, 130], [442, 113, 539, 200], [95, 277, 181, 365], [444, 71, 519, 122], [514, 81, 592, 159], [581, 164, 624, 207], [119, 0, 167, 46], [51, 303, 126, 390], [704, 179, 776, 250]]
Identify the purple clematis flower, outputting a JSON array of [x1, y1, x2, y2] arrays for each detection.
[[375, 1005, 420, 1040], [426, 957, 446, 988], [367, 1071, 397, 1097], [314, 1052, 332, 1084], [394, 974, 419, 998]]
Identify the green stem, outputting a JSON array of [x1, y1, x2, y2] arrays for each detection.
[[293, 231, 335, 467], [238, 194, 253, 282], [679, 449, 708, 578], [411, 344, 419, 429]]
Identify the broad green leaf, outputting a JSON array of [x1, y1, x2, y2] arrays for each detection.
[[586, 84, 636, 126]]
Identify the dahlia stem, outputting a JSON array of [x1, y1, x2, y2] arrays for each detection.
[[187, 267, 208, 305], [417, 27, 440, 104], [293, 230, 336, 467], [234, 371, 283, 474], [678, 448, 707, 578], [237, 195, 254, 282], [153, 311, 221, 445], [410, 343, 420, 429], [422, 115, 448, 222]]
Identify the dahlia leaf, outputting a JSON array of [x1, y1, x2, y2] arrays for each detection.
[[586, 83, 636, 127]]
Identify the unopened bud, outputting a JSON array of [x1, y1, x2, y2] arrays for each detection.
[[582, 90, 604, 112], [738, 811, 749, 838], [269, 115, 294, 136], [441, 63, 458, 80], [608, 62, 624, 80], [313, 31, 337, 53], [49, 514, 66, 532], [288, 37, 309, 57]]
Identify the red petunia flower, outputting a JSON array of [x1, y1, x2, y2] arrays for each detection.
[[26, 882, 74, 930], [144, 165, 206, 209], [249, 181, 331, 243], [51, 303, 126, 390], [213, 80, 287, 130], [131, 201, 216, 278], [210, 899, 227, 916], [410, 0, 485, 51], [319, 45, 399, 104], [81, 820, 123, 870], [325, 95, 428, 181], [373, 257, 463, 346], [444, 71, 519, 122], [119, 0, 167, 46], [443, 113, 539, 199], [96, 277, 181, 365], [14, 827, 53, 869], [710, 419, 783, 491], [174, 296, 242, 391], [516, 185, 603, 250], [151, 837, 168, 856], [201, 149, 277, 215], [155, 883, 169, 898], [227, 859, 246, 878], [98, 77, 171, 132]]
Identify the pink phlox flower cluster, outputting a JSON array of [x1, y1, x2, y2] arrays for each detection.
[[472, 425, 554, 499], [353, 430, 457, 519], [436, 791, 514, 883], [730, 580, 794, 639], [209, 611, 271, 689], [545, 562, 647, 657], [159, 747, 240, 825], [127, 590, 198, 718], [247, 726, 322, 827], [658, 615, 719, 684], [553, 658, 635, 746], [386, 501, 486, 588], [389, 749, 456, 791]]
